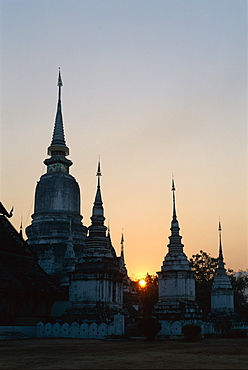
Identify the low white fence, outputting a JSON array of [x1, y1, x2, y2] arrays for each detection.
[[158, 320, 207, 338], [157, 320, 248, 338], [0, 314, 125, 339], [37, 314, 125, 339]]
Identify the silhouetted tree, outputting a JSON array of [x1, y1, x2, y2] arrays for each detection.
[[132, 273, 158, 317], [190, 250, 218, 283], [229, 271, 248, 321], [189, 250, 218, 316], [137, 317, 161, 340], [182, 324, 201, 341]]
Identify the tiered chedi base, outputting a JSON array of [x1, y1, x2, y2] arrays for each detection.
[[62, 304, 125, 325], [154, 299, 202, 321]]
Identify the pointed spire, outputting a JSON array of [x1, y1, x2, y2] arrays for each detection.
[[95, 159, 102, 203], [172, 175, 177, 221], [171, 176, 179, 228], [217, 220, 225, 270], [96, 156, 101, 176], [47, 69, 69, 156], [120, 230, 124, 259], [168, 176, 183, 252], [218, 220, 223, 257], [96, 157, 102, 188], [88, 160, 107, 239], [121, 231, 124, 245], [91, 160, 104, 222], [58, 68, 63, 86]]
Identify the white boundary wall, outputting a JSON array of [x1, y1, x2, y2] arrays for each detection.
[[37, 314, 125, 338], [158, 320, 204, 339], [157, 320, 248, 338], [0, 314, 125, 339]]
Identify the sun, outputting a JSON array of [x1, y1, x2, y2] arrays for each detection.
[[139, 279, 146, 288]]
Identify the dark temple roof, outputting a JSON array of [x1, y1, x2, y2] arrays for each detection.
[[0, 214, 55, 293]]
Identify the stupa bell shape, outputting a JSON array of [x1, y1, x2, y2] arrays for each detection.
[[25, 71, 87, 281]]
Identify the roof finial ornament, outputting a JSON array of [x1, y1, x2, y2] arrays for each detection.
[[218, 218, 223, 261], [121, 229, 124, 245], [46, 68, 70, 157], [57, 67, 63, 86], [91, 159, 103, 213], [172, 173, 175, 191], [57, 67, 63, 101], [120, 229, 125, 260], [96, 157, 102, 187], [96, 156, 102, 177], [171, 174, 177, 220]]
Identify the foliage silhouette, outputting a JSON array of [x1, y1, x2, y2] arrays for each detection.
[[229, 271, 248, 321], [132, 273, 158, 317], [137, 317, 161, 341], [189, 250, 218, 316], [182, 324, 201, 341]]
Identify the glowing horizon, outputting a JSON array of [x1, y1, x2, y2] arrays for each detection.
[[1, 0, 247, 277]]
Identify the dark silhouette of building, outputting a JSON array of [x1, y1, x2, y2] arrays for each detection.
[[0, 206, 55, 325]]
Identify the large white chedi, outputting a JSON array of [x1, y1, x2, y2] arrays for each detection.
[[155, 179, 201, 324], [25, 71, 87, 283], [211, 222, 234, 313]]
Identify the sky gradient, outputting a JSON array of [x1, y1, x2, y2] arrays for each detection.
[[1, 0, 247, 278]]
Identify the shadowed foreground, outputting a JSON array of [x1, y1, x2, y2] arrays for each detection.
[[1, 338, 247, 369]]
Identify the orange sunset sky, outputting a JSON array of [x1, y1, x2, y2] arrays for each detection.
[[1, 0, 247, 278]]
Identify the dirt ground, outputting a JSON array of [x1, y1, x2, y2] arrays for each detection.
[[0, 337, 247, 369]]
